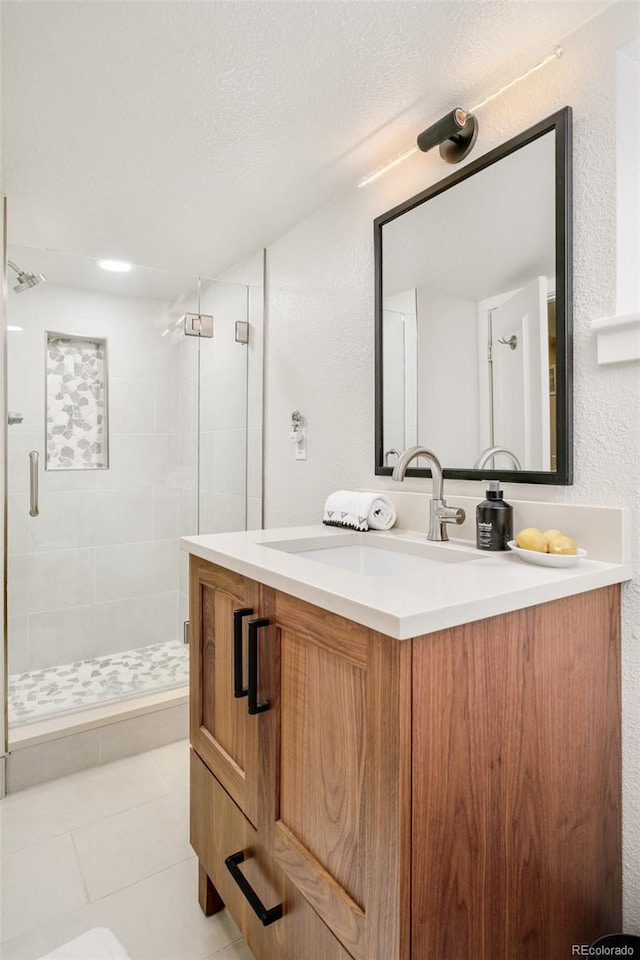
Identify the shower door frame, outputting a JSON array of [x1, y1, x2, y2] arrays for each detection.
[[1, 196, 9, 796]]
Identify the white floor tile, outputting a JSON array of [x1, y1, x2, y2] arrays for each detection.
[[209, 938, 256, 959], [146, 739, 189, 793], [0, 860, 241, 960], [0, 834, 88, 942], [1, 755, 169, 856], [72, 789, 192, 900]]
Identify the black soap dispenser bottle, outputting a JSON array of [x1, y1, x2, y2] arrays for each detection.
[[476, 481, 513, 551]]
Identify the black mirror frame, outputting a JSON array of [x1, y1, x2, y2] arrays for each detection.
[[374, 106, 573, 485]]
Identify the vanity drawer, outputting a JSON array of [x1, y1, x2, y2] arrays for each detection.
[[190, 749, 354, 960]]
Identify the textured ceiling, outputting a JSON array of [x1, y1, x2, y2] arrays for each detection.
[[1, 0, 612, 277]]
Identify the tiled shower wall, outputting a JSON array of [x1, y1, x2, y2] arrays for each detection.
[[177, 250, 264, 632], [7, 283, 186, 675]]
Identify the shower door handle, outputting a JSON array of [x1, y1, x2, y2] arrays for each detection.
[[29, 451, 39, 517]]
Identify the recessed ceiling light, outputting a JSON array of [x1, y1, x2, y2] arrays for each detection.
[[97, 259, 133, 273]]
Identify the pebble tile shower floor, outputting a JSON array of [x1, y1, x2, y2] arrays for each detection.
[[8, 640, 189, 725]]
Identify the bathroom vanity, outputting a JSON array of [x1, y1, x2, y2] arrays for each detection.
[[184, 525, 628, 960]]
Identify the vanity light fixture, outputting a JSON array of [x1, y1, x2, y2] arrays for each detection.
[[358, 145, 419, 188], [468, 46, 563, 114], [97, 259, 133, 273], [416, 108, 478, 164], [357, 45, 563, 187]]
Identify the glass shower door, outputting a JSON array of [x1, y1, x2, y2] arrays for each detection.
[[4, 247, 203, 727]]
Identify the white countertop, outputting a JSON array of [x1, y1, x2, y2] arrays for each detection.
[[181, 525, 632, 640]]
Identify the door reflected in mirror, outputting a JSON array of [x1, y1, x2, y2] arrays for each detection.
[[375, 108, 572, 484]]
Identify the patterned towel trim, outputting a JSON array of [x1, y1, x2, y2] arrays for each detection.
[[322, 518, 369, 531]]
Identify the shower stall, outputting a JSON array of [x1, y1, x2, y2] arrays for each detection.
[[1, 238, 263, 775]]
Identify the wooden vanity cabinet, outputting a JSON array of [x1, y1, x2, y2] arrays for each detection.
[[189, 555, 621, 960]]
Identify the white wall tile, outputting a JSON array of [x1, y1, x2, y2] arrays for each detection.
[[200, 362, 247, 432], [7, 617, 29, 676], [109, 379, 156, 434], [7, 431, 45, 496], [246, 498, 263, 532], [178, 490, 197, 537], [179, 377, 196, 437], [90, 596, 156, 656], [154, 381, 180, 434], [179, 591, 189, 637], [92, 434, 162, 489], [246, 428, 262, 500], [152, 488, 180, 540], [179, 553, 189, 596], [7, 496, 31, 556], [26, 491, 95, 553], [178, 335, 199, 382], [199, 493, 246, 535], [208, 430, 247, 498], [6, 369, 44, 434], [27, 594, 169, 669], [28, 603, 98, 671], [8, 548, 95, 618], [106, 325, 172, 382], [91, 489, 153, 546], [247, 357, 263, 429], [99, 703, 188, 763], [149, 591, 180, 645], [6, 729, 101, 792], [94, 540, 178, 603]]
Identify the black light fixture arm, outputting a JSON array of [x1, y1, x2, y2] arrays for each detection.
[[416, 107, 478, 164]]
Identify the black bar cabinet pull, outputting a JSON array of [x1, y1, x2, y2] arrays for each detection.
[[247, 617, 270, 715], [232, 607, 253, 698], [224, 850, 283, 926]]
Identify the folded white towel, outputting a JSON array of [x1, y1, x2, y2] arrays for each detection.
[[323, 490, 397, 532]]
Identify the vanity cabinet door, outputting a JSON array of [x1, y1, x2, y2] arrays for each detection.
[[189, 556, 262, 826], [256, 587, 412, 960]]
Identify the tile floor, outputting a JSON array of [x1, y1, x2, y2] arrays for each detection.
[[9, 641, 190, 726], [0, 740, 255, 960]]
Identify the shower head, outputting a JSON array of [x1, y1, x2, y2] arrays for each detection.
[[8, 259, 47, 294]]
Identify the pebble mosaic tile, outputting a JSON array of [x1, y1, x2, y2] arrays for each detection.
[[8, 639, 189, 726], [46, 333, 108, 470]]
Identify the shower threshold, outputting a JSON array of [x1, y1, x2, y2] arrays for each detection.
[[8, 639, 189, 726]]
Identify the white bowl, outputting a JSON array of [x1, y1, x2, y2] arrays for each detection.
[[507, 541, 588, 568]]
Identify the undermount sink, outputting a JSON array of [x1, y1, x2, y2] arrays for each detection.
[[263, 532, 484, 577]]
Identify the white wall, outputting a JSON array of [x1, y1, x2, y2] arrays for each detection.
[[264, 1, 640, 930], [617, 39, 640, 315], [416, 287, 479, 464], [6, 282, 185, 677], [382, 288, 418, 457]]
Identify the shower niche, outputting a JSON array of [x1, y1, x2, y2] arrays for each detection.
[[46, 332, 109, 470]]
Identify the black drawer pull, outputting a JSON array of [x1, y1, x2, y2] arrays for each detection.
[[247, 618, 270, 715], [232, 608, 253, 698], [224, 850, 283, 926]]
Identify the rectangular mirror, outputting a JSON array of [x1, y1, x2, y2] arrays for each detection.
[[375, 107, 572, 484]]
